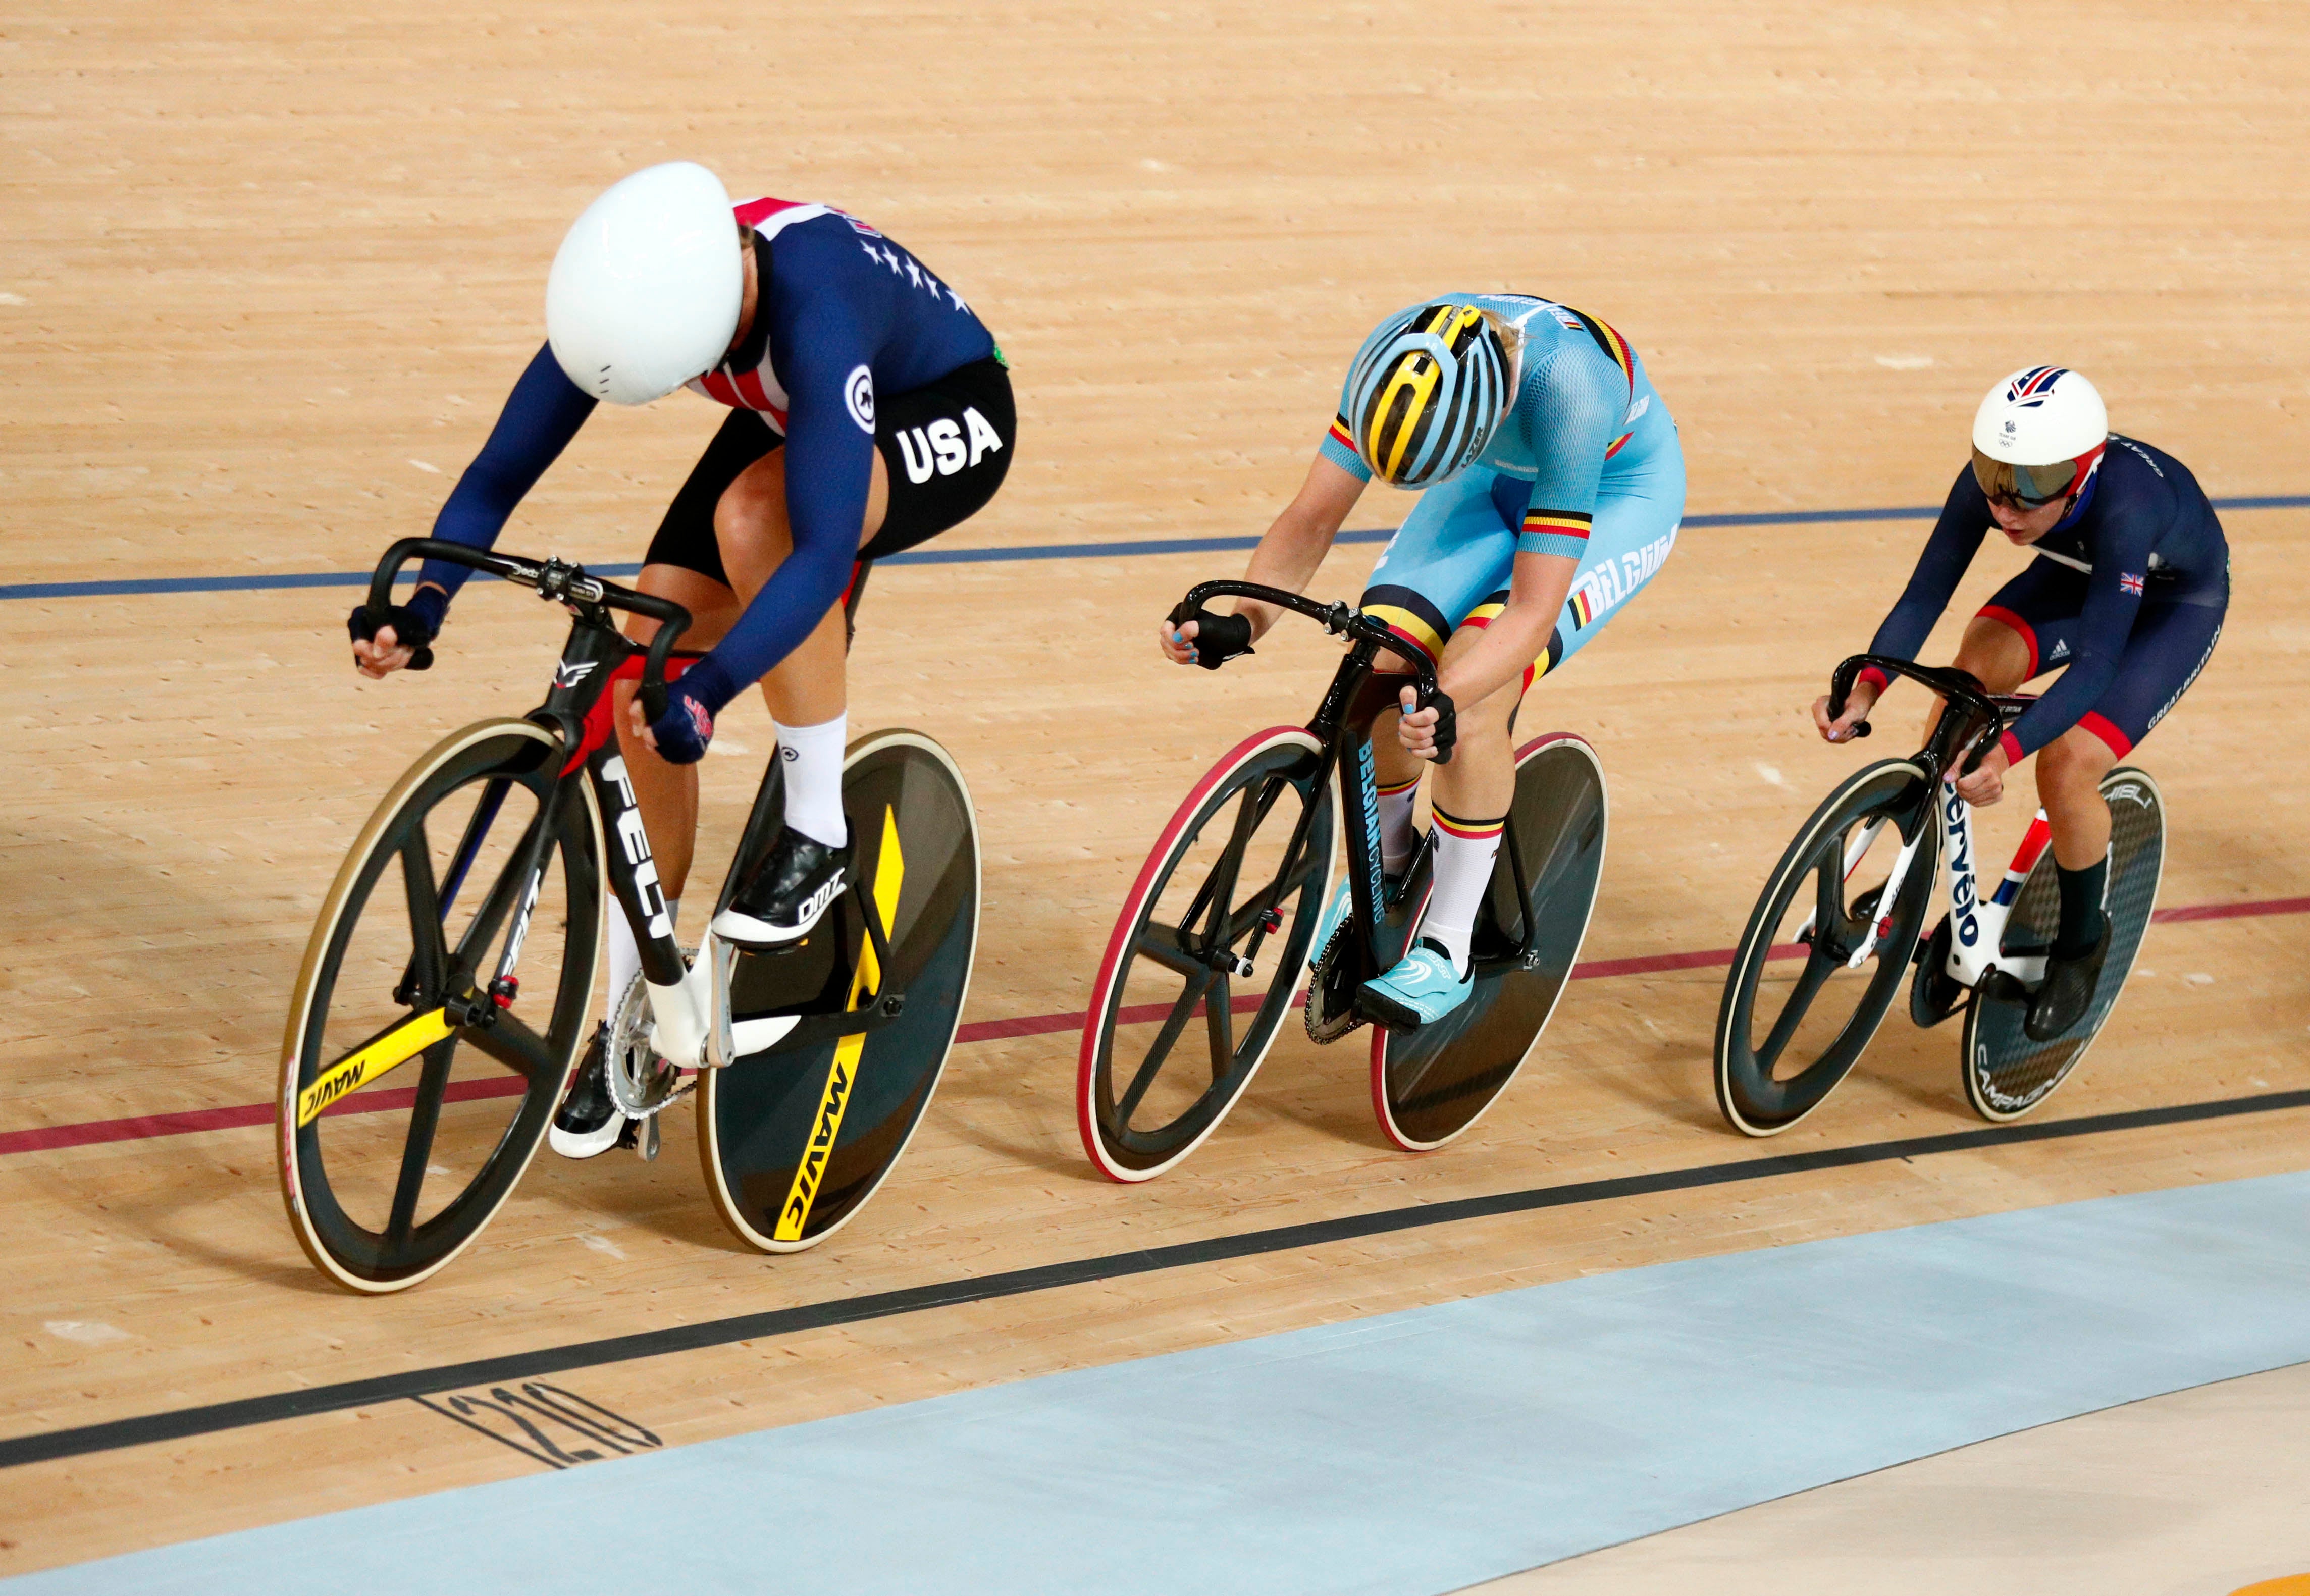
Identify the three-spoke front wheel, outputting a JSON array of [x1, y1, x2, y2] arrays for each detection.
[[1714, 759, 1937, 1137], [1077, 728, 1335, 1181], [278, 719, 602, 1293]]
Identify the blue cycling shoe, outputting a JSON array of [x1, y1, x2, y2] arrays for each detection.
[[1357, 937, 1473, 1030], [1310, 855, 1416, 961]]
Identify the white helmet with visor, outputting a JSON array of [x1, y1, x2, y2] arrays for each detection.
[[546, 162, 743, 407], [1971, 365, 2109, 508]]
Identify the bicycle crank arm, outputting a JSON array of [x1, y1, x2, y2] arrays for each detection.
[[718, 996, 910, 1062]]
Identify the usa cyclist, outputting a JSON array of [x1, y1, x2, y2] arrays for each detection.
[[1163, 297, 1684, 1027], [1814, 366, 2226, 1040], [347, 162, 1015, 1154]]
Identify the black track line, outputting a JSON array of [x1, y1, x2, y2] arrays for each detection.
[[8, 1085, 2307, 1470]]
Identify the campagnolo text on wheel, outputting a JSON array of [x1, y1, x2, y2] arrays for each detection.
[[1080, 293, 1683, 1179], [283, 162, 1015, 1290], [1716, 366, 2217, 1135]]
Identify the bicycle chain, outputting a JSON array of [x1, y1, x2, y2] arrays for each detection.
[[1302, 917, 1365, 1044], [604, 954, 697, 1120]]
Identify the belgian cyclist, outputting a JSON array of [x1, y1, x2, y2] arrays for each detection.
[[347, 162, 1015, 1154], [1814, 366, 2226, 1040], [1163, 298, 1684, 1028]]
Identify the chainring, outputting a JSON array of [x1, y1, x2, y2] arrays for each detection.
[[1303, 916, 1365, 1044], [604, 956, 696, 1120]]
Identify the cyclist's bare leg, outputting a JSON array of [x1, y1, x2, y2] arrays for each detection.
[[613, 564, 742, 900], [712, 447, 892, 725], [2035, 727, 2118, 866]]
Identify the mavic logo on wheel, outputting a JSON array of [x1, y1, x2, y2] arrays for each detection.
[[602, 757, 674, 940], [1944, 785, 1980, 947], [775, 1044, 858, 1241], [2108, 782, 2151, 808]]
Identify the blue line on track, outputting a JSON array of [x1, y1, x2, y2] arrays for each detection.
[[5, 495, 2304, 604]]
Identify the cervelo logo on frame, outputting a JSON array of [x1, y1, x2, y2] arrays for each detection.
[[1944, 783, 1980, 947], [894, 407, 1004, 484]]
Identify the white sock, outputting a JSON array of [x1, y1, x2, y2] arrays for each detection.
[[1377, 775, 1422, 876], [1422, 807, 1504, 975], [608, 896, 678, 1013], [774, 714, 849, 849]]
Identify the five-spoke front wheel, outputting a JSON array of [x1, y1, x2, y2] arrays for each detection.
[[1077, 728, 1335, 1181], [277, 719, 602, 1292]]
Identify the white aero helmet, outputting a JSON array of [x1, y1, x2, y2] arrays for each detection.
[[1970, 365, 2110, 507], [546, 162, 743, 406]]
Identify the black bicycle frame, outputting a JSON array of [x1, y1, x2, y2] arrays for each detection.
[[363, 540, 899, 1038], [365, 538, 697, 995], [1168, 579, 1548, 983], [1829, 653, 2028, 786]]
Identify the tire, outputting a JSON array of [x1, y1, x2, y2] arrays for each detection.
[[1370, 732, 1607, 1151], [1077, 727, 1336, 1182], [698, 729, 979, 1251], [1714, 758, 1936, 1138], [1962, 766, 2165, 1121], [278, 719, 602, 1293]]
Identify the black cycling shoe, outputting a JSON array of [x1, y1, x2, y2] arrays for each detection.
[[548, 1023, 626, 1159], [2025, 919, 2111, 1042], [710, 823, 853, 948]]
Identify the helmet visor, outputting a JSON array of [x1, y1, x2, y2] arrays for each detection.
[[1970, 447, 2080, 508]]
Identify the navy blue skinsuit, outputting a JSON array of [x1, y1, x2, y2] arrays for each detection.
[[1862, 435, 2227, 761]]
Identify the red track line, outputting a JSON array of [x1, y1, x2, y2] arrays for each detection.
[[7, 891, 2301, 1160]]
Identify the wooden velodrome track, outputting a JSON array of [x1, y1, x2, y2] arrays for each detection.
[[5, 0, 2306, 1576]]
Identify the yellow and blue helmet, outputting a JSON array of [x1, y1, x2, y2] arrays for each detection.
[[1344, 303, 1514, 488]]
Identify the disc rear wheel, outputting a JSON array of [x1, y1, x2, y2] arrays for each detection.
[[698, 729, 979, 1252], [1962, 766, 2165, 1121], [1370, 732, 1607, 1151]]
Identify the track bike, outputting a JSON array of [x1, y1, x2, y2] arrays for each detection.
[[278, 538, 978, 1292], [1077, 580, 1608, 1181], [1714, 654, 2164, 1136]]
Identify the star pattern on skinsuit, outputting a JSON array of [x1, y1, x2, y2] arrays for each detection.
[[905, 259, 922, 288], [858, 240, 882, 265], [946, 285, 968, 311], [881, 245, 901, 272]]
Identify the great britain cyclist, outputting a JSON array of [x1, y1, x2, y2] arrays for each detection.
[[1815, 366, 2226, 1040], [347, 163, 1015, 1154], [1163, 298, 1683, 1027]]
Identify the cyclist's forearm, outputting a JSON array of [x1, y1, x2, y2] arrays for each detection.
[[416, 343, 598, 604], [1438, 609, 1549, 705], [1439, 551, 1575, 704], [1233, 454, 1366, 640]]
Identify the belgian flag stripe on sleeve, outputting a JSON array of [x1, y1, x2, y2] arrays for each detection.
[[1522, 508, 1592, 541]]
